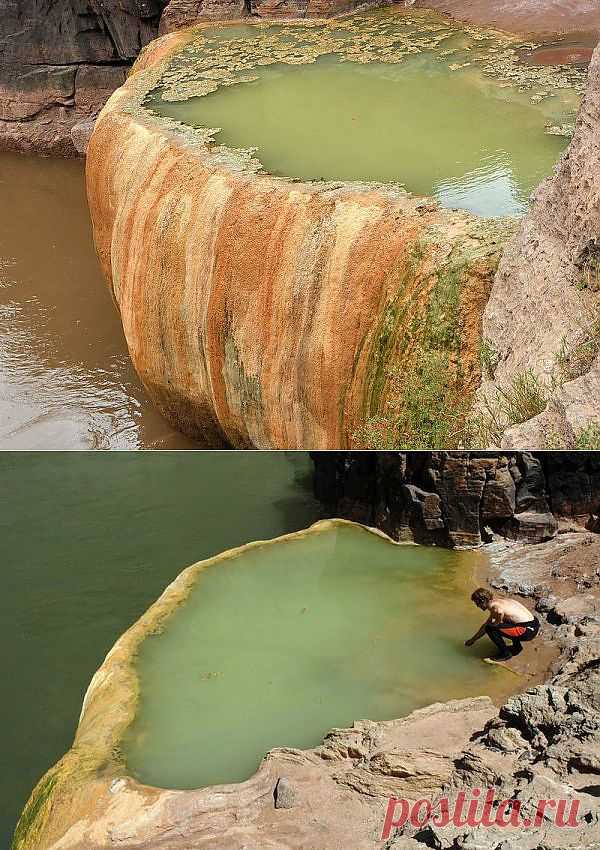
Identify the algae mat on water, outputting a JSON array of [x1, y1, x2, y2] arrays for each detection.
[[145, 8, 585, 217], [123, 521, 509, 789]]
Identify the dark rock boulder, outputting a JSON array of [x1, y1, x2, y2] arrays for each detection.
[[505, 511, 559, 544], [481, 459, 516, 521]]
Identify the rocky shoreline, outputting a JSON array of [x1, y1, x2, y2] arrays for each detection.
[[406, 531, 600, 850], [309, 452, 600, 847]]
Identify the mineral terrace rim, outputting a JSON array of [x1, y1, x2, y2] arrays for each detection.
[[19, 520, 430, 831]]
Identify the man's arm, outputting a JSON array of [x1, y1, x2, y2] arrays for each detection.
[[465, 617, 490, 646], [465, 605, 503, 646]]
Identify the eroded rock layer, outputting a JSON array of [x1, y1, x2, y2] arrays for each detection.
[[413, 0, 600, 38], [159, 0, 364, 27], [86, 26, 506, 448], [160, 0, 600, 33], [312, 450, 600, 546]]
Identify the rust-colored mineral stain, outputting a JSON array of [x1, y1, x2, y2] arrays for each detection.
[[85, 19, 523, 449]]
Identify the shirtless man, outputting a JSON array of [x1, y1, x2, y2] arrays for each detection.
[[465, 587, 540, 661]]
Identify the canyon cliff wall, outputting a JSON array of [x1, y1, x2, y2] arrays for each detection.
[[159, 0, 374, 27], [478, 43, 600, 448], [412, 0, 600, 38], [312, 450, 600, 546], [86, 29, 503, 448], [159, 0, 600, 33], [0, 1, 168, 155]]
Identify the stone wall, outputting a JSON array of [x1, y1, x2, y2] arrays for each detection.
[[312, 451, 600, 546], [0, 1, 168, 156]]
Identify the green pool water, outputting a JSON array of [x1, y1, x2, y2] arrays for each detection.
[[2, 452, 318, 849], [147, 11, 584, 217], [124, 523, 508, 790]]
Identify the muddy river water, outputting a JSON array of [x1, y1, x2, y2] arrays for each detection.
[[0, 153, 196, 449]]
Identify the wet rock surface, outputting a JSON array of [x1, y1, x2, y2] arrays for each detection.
[[312, 451, 600, 546]]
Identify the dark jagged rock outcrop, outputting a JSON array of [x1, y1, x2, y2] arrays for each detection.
[[0, 1, 168, 155], [312, 451, 600, 547]]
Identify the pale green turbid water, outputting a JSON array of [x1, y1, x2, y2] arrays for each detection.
[[1, 452, 318, 848], [146, 10, 584, 217], [124, 523, 507, 790]]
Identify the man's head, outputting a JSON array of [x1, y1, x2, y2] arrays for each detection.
[[471, 587, 493, 611]]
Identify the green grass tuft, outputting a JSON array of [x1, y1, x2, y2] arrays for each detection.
[[479, 336, 500, 380], [574, 422, 600, 449], [465, 369, 550, 447]]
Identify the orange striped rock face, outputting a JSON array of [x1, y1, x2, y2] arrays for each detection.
[[86, 25, 510, 449]]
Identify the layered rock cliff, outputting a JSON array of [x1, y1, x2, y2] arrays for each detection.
[[159, 0, 600, 33], [159, 0, 375, 27], [312, 450, 600, 546], [0, 1, 168, 155], [477, 42, 600, 448]]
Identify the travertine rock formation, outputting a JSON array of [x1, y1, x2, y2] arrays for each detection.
[[12, 521, 600, 850], [478, 42, 600, 448], [0, 1, 168, 155], [312, 451, 600, 546], [85, 26, 504, 448]]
